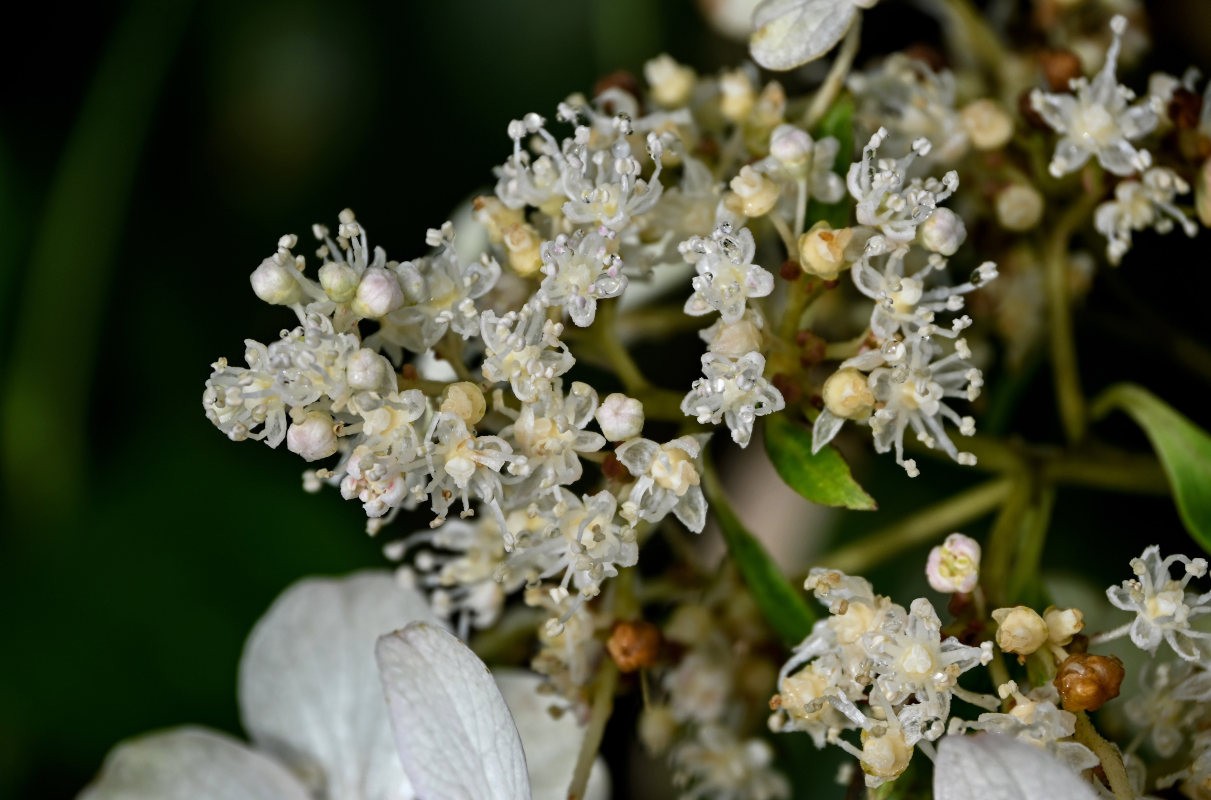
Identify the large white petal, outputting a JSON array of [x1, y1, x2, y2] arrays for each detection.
[[496, 670, 610, 800], [376, 622, 531, 800], [750, 0, 857, 71], [239, 571, 439, 800], [77, 727, 311, 800], [934, 733, 1102, 800]]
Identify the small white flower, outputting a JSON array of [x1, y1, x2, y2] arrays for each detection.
[[847, 129, 959, 244], [670, 726, 790, 800], [680, 352, 785, 447], [1099, 545, 1211, 662], [925, 533, 981, 594], [1094, 167, 1198, 265], [616, 435, 709, 533], [680, 224, 774, 324], [480, 301, 575, 403], [537, 226, 627, 327], [1030, 15, 1161, 177]]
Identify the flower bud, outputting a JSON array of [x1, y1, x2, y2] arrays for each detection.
[[729, 166, 780, 217], [503, 223, 544, 277], [664, 604, 713, 644], [250, 258, 304, 306], [286, 412, 339, 462], [719, 68, 755, 122], [960, 99, 1014, 150], [798, 222, 854, 280], [644, 54, 696, 108], [995, 184, 1045, 232], [860, 728, 912, 782], [1054, 653, 1125, 711], [822, 367, 875, 420], [1044, 606, 1084, 646], [607, 619, 661, 672], [440, 382, 486, 425], [918, 207, 967, 255], [706, 317, 763, 357], [595, 393, 645, 441], [925, 533, 981, 593], [993, 606, 1049, 656], [638, 705, 677, 756], [352, 267, 404, 319], [770, 124, 813, 169], [346, 348, 392, 392], [472, 195, 524, 244], [318, 261, 359, 303]]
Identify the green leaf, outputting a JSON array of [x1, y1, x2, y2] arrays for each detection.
[[1092, 383, 1211, 553], [702, 465, 817, 646], [764, 414, 876, 510], [805, 94, 854, 229]]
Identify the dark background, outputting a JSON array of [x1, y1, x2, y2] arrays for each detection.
[[2, 2, 1210, 798]]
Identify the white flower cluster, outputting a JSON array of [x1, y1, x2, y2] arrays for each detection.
[[770, 568, 993, 787], [811, 131, 993, 476], [1031, 16, 1199, 263]]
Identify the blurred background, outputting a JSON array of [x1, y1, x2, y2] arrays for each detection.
[[2, 1, 1210, 798]]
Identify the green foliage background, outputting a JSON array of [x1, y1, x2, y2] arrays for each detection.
[[2, 2, 1209, 798]]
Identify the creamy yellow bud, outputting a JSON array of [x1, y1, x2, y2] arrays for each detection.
[[644, 54, 696, 108], [638, 705, 677, 756], [707, 318, 764, 357], [992, 606, 1049, 656], [798, 222, 853, 280], [960, 99, 1014, 150], [729, 166, 780, 217], [473, 196, 524, 244], [860, 728, 912, 782], [719, 68, 755, 122], [995, 184, 1044, 232], [822, 367, 875, 420], [318, 261, 359, 303], [1043, 606, 1084, 646], [440, 382, 486, 425], [503, 223, 544, 276]]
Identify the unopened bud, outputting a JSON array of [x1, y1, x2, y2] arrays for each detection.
[[1044, 606, 1084, 646], [644, 54, 696, 108], [595, 393, 645, 441], [798, 222, 854, 280], [719, 68, 755, 122], [250, 258, 303, 306], [1054, 653, 1125, 711], [318, 261, 359, 303], [638, 705, 677, 756], [996, 184, 1044, 232], [472, 196, 524, 244], [607, 620, 661, 672], [960, 99, 1014, 150], [346, 348, 392, 392], [770, 124, 813, 169], [352, 267, 404, 319], [706, 317, 764, 357], [440, 382, 486, 425], [822, 367, 875, 420], [926, 533, 981, 593], [860, 728, 912, 782], [729, 166, 780, 217], [918, 207, 966, 255], [503, 223, 544, 276], [993, 606, 1049, 656], [286, 412, 339, 462], [664, 604, 713, 644]]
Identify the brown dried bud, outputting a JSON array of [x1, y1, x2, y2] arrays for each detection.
[[601, 451, 630, 482], [1169, 87, 1204, 131], [1018, 89, 1047, 130], [779, 259, 801, 281], [607, 620, 661, 673], [1054, 653, 1125, 711], [1040, 49, 1083, 92], [594, 70, 641, 105]]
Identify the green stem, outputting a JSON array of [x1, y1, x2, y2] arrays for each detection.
[[804, 16, 862, 129], [815, 478, 1014, 575], [1045, 182, 1101, 445], [566, 659, 618, 800], [1073, 711, 1133, 800], [934, 0, 1012, 90], [982, 475, 1031, 608], [594, 301, 650, 394], [435, 333, 475, 383], [1006, 481, 1057, 603]]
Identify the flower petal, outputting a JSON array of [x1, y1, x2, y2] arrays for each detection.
[[750, 0, 857, 71], [934, 733, 1101, 800], [78, 727, 311, 800], [495, 670, 610, 800], [239, 571, 439, 800], [377, 622, 532, 800]]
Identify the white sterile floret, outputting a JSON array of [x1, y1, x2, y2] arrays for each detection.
[[1030, 15, 1161, 177], [680, 223, 774, 324], [537, 226, 627, 326], [847, 129, 960, 244], [595, 393, 645, 441], [1094, 167, 1198, 265], [480, 301, 575, 403], [1096, 545, 1211, 662], [680, 352, 785, 447], [499, 380, 605, 503], [749, 0, 878, 71], [371, 222, 500, 356], [616, 435, 709, 533], [926, 533, 981, 594]]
